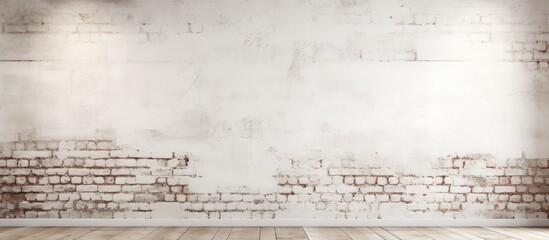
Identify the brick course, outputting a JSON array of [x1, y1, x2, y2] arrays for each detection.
[[0, 140, 547, 219]]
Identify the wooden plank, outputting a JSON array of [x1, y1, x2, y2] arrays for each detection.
[[304, 227, 351, 240], [259, 227, 276, 240], [108, 227, 157, 240], [0, 227, 18, 234], [515, 227, 549, 238], [179, 227, 219, 240], [485, 227, 547, 240], [4, 226, 548, 240], [19, 228, 63, 240], [142, 227, 189, 240], [76, 227, 128, 240], [228, 227, 260, 240], [340, 227, 385, 240], [442, 227, 485, 240], [369, 227, 400, 240], [212, 227, 231, 240], [445, 227, 517, 240], [20, 227, 98, 240], [47, 227, 99, 240], [275, 227, 308, 240], [382, 227, 433, 240], [412, 227, 470, 240], [0, 227, 52, 240]]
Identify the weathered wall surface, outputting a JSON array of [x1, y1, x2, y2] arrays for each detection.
[[0, 0, 548, 219]]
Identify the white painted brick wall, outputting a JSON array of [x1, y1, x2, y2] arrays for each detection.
[[0, 0, 548, 220]]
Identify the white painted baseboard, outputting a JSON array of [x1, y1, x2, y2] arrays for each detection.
[[1, 219, 548, 227]]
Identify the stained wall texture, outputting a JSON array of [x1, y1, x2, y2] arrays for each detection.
[[0, 0, 548, 219]]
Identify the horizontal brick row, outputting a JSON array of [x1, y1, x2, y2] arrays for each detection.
[[1, 137, 548, 219]]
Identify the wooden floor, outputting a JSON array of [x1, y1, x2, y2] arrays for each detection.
[[0, 227, 548, 240]]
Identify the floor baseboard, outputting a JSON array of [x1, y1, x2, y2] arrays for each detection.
[[1, 219, 548, 227]]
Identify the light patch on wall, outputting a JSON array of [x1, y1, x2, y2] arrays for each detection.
[[298, 61, 540, 167], [186, 139, 279, 193], [415, 34, 505, 61]]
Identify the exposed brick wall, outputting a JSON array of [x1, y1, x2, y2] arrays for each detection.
[[0, 138, 195, 219], [1, 0, 549, 220], [1, 138, 548, 219]]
